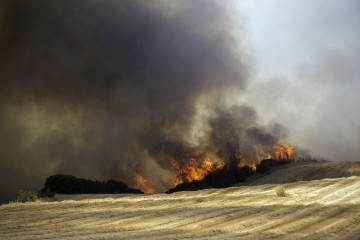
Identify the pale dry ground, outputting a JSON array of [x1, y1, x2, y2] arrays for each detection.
[[1, 163, 360, 240]]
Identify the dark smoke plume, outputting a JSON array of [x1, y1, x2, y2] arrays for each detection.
[[0, 0, 288, 202], [208, 105, 289, 168]]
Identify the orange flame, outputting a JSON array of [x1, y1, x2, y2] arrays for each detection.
[[271, 144, 296, 160], [259, 144, 296, 161], [258, 148, 272, 159], [170, 144, 296, 186], [250, 163, 257, 171], [258, 144, 296, 161], [132, 173, 154, 194], [171, 157, 225, 185]]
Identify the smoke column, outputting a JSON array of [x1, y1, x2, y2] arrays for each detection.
[[0, 0, 290, 202]]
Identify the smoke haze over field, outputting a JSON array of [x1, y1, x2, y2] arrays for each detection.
[[0, 0, 253, 202], [0, 0, 359, 203]]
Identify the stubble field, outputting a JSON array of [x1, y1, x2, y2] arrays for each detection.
[[1, 162, 360, 240]]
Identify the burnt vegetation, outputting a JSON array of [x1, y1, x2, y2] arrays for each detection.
[[39, 174, 143, 197], [37, 159, 294, 197], [34, 158, 322, 198], [256, 159, 293, 173]]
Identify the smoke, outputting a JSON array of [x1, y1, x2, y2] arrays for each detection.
[[0, 0, 257, 202], [208, 105, 289, 168], [0, 0, 301, 203]]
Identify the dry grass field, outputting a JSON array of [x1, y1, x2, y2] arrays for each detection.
[[1, 162, 360, 239]]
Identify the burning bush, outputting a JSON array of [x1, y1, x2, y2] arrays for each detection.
[[166, 143, 296, 194], [166, 165, 255, 193], [171, 157, 225, 186], [132, 173, 155, 194]]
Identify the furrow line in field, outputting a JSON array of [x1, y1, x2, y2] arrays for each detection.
[[234, 205, 325, 236], [321, 181, 360, 205], [302, 179, 353, 205], [199, 204, 293, 233], [290, 206, 360, 238]]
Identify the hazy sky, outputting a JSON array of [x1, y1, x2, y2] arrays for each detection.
[[0, 0, 359, 203], [236, 0, 360, 161]]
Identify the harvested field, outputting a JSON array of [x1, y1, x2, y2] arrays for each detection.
[[1, 163, 360, 239]]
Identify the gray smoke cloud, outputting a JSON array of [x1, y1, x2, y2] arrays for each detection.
[[237, 0, 360, 163], [0, 0, 249, 202], [208, 105, 289, 169], [0, 0, 293, 203]]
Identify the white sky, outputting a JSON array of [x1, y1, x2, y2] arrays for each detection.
[[236, 0, 359, 78], [233, 0, 360, 161]]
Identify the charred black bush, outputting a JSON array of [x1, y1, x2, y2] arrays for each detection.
[[232, 166, 253, 182], [204, 170, 237, 188], [256, 159, 292, 173], [166, 180, 212, 194], [39, 174, 143, 196]]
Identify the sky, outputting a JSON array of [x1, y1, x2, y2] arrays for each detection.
[[235, 0, 360, 161], [0, 0, 359, 203]]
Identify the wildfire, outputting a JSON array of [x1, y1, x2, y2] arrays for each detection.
[[170, 144, 295, 187], [258, 148, 272, 159], [171, 157, 225, 185], [258, 144, 296, 161], [132, 173, 155, 194], [250, 163, 257, 171], [271, 144, 296, 161]]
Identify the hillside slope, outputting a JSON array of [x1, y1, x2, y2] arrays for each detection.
[[246, 161, 360, 185], [1, 168, 360, 239]]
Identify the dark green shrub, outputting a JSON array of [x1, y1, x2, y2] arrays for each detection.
[[16, 190, 37, 203]]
